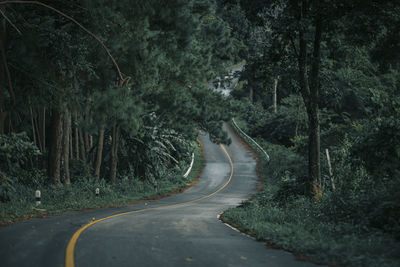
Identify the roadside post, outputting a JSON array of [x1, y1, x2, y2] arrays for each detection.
[[35, 190, 41, 206]]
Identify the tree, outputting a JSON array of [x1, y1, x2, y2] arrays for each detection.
[[0, 0, 236, 187]]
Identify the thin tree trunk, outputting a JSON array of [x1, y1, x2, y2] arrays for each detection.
[[48, 107, 63, 185], [62, 109, 71, 185], [0, 10, 7, 134], [69, 130, 73, 160], [84, 131, 89, 156], [94, 128, 104, 179], [30, 107, 37, 147], [0, 7, 15, 110], [295, 96, 301, 136], [84, 93, 91, 160], [74, 111, 79, 160], [0, 111, 7, 134], [89, 134, 94, 164], [110, 123, 120, 183], [249, 87, 254, 103], [79, 128, 86, 161], [7, 113, 12, 132], [273, 77, 278, 113], [42, 107, 46, 151], [34, 112, 43, 152], [307, 104, 321, 197], [16, 112, 22, 125]]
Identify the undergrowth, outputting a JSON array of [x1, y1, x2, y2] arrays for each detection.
[[0, 140, 203, 225], [222, 119, 400, 267]]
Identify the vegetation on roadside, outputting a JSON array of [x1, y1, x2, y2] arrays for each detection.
[[0, 138, 203, 225], [220, 0, 400, 266], [0, 0, 232, 222], [1, 1, 400, 265], [223, 118, 400, 266]]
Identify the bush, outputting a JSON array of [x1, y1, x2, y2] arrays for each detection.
[[351, 116, 400, 179], [0, 132, 41, 202], [225, 116, 400, 266], [0, 135, 203, 224]]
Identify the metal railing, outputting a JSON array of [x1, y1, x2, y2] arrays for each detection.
[[231, 118, 270, 162]]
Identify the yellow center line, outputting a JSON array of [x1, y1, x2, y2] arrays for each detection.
[[65, 144, 234, 267]]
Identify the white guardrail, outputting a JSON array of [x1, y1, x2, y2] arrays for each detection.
[[231, 118, 270, 162], [183, 153, 195, 178]]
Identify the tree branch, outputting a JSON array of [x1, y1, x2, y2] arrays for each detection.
[[289, 34, 299, 58], [0, 42, 14, 105], [0, 9, 15, 106], [0, 1, 130, 84], [0, 7, 21, 35]]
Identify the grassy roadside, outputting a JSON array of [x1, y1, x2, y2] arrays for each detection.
[[0, 139, 204, 225], [221, 119, 400, 267]]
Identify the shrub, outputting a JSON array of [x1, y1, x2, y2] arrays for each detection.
[[0, 133, 41, 202]]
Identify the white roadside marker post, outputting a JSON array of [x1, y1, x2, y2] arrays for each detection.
[[35, 190, 41, 206]]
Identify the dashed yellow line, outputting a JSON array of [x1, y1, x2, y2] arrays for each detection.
[[65, 144, 234, 267]]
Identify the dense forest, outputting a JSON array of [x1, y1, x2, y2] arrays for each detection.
[[221, 0, 400, 265], [0, 0, 233, 202], [1, 0, 399, 265]]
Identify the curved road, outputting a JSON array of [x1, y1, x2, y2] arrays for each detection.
[[0, 124, 317, 267]]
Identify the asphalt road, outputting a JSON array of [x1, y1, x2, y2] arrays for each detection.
[[0, 124, 318, 267]]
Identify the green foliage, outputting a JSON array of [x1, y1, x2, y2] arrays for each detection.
[[351, 115, 400, 179], [223, 0, 400, 265], [0, 139, 203, 224], [119, 112, 191, 181], [91, 85, 142, 134], [224, 123, 400, 266], [2, 0, 236, 187], [0, 133, 41, 202], [0, 133, 41, 174]]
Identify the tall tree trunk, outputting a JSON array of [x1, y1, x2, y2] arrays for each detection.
[[62, 109, 71, 185], [48, 107, 63, 185], [0, 9, 7, 134], [84, 93, 91, 162], [69, 130, 73, 160], [30, 107, 37, 147], [306, 104, 321, 197], [309, 12, 323, 199], [7, 114, 13, 132], [74, 111, 79, 160], [0, 111, 6, 134], [110, 123, 120, 183], [84, 131, 89, 157], [297, 0, 322, 200], [89, 134, 94, 164], [94, 127, 104, 179], [273, 77, 278, 113], [34, 112, 43, 152], [41, 107, 46, 152], [79, 128, 86, 161], [249, 87, 254, 103]]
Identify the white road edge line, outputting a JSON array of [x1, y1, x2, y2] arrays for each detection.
[[217, 212, 255, 240]]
